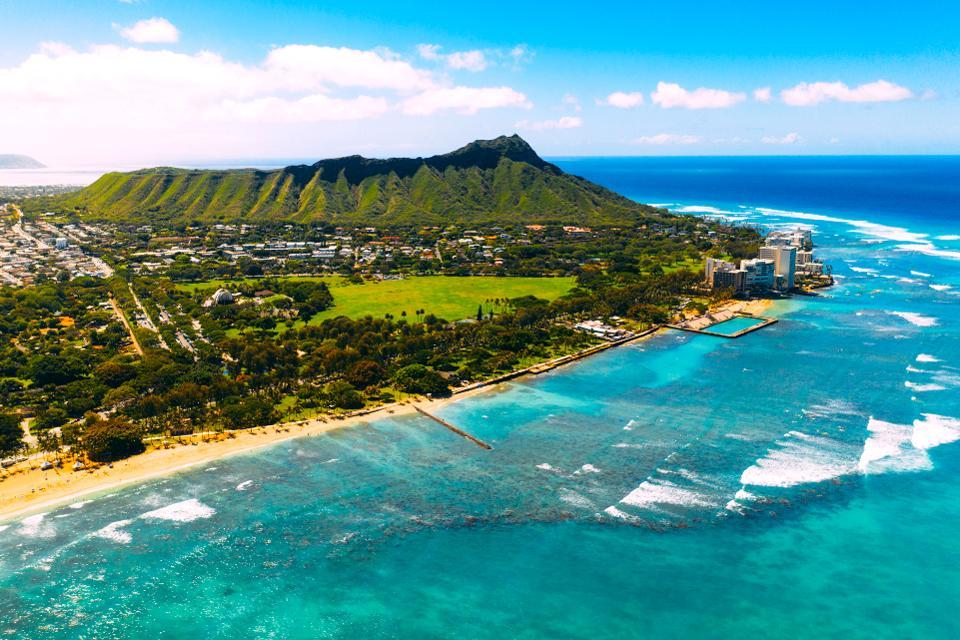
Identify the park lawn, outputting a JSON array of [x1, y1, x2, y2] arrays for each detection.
[[176, 275, 343, 294], [660, 256, 702, 274], [311, 276, 577, 323]]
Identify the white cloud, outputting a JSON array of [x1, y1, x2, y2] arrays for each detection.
[[447, 50, 487, 72], [753, 87, 772, 103], [780, 80, 913, 106], [651, 82, 746, 109], [561, 93, 581, 112], [598, 91, 645, 108], [215, 94, 391, 123], [416, 43, 443, 61], [401, 86, 531, 115], [116, 17, 180, 44], [416, 43, 488, 72], [265, 45, 435, 91], [761, 132, 802, 144], [515, 116, 582, 131], [0, 41, 530, 162], [632, 133, 702, 145]]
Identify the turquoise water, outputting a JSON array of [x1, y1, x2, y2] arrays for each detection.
[[702, 316, 766, 336], [2, 159, 960, 638]]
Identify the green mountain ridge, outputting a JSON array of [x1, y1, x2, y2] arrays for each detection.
[[33, 135, 663, 225]]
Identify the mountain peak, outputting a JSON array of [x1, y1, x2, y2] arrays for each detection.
[[440, 134, 551, 171]]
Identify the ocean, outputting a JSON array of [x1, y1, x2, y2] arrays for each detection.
[[1, 156, 959, 639]]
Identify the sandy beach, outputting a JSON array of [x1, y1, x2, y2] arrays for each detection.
[[0, 298, 774, 523], [0, 388, 497, 523]]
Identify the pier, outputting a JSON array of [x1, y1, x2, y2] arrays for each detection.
[[413, 406, 493, 450]]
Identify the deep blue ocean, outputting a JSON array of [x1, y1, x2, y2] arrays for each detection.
[[2, 157, 959, 639]]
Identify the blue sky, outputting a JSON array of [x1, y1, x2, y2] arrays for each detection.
[[0, 0, 957, 164]]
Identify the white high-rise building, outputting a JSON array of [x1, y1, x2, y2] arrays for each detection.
[[758, 245, 797, 291]]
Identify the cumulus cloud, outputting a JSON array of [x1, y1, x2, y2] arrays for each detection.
[[598, 91, 645, 108], [266, 45, 435, 91], [515, 116, 582, 130], [651, 82, 746, 109], [761, 132, 802, 144], [632, 133, 702, 145], [753, 87, 772, 103], [116, 17, 180, 44], [0, 41, 531, 161], [401, 86, 531, 115], [780, 80, 913, 106]]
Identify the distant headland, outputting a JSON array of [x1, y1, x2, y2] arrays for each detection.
[[0, 155, 45, 169]]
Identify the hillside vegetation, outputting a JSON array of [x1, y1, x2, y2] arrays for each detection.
[[34, 136, 663, 226]]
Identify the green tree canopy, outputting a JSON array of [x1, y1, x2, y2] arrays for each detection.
[[82, 417, 145, 462], [0, 412, 24, 458]]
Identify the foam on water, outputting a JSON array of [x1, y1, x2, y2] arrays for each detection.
[[0, 525, 9, 533], [675, 205, 736, 214], [911, 414, 960, 450], [937, 235, 960, 241], [141, 499, 215, 523], [740, 431, 859, 488], [933, 371, 960, 387], [92, 520, 134, 544], [17, 513, 54, 538], [235, 481, 254, 491], [886, 311, 939, 327], [911, 270, 932, 278], [536, 463, 558, 472], [904, 381, 946, 392], [603, 505, 631, 519], [576, 464, 601, 474], [930, 284, 953, 292], [558, 489, 595, 510], [858, 418, 931, 473], [618, 479, 716, 509], [803, 398, 863, 419], [850, 266, 879, 274], [917, 354, 941, 363], [896, 243, 960, 261], [756, 208, 930, 244]]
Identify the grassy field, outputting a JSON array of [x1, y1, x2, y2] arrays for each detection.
[[176, 275, 342, 293], [312, 276, 577, 323]]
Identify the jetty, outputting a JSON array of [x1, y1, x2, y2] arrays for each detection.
[[413, 406, 493, 450], [667, 314, 777, 339]]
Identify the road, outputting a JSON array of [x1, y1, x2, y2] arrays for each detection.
[[109, 294, 144, 356]]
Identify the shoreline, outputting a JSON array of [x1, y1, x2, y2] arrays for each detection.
[[0, 298, 774, 523], [0, 386, 494, 523]]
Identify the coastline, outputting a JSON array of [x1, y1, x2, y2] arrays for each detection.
[[0, 387, 493, 523], [0, 298, 772, 523]]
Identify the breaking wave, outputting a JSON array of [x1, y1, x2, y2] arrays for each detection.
[[141, 499, 216, 523], [740, 431, 860, 488]]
